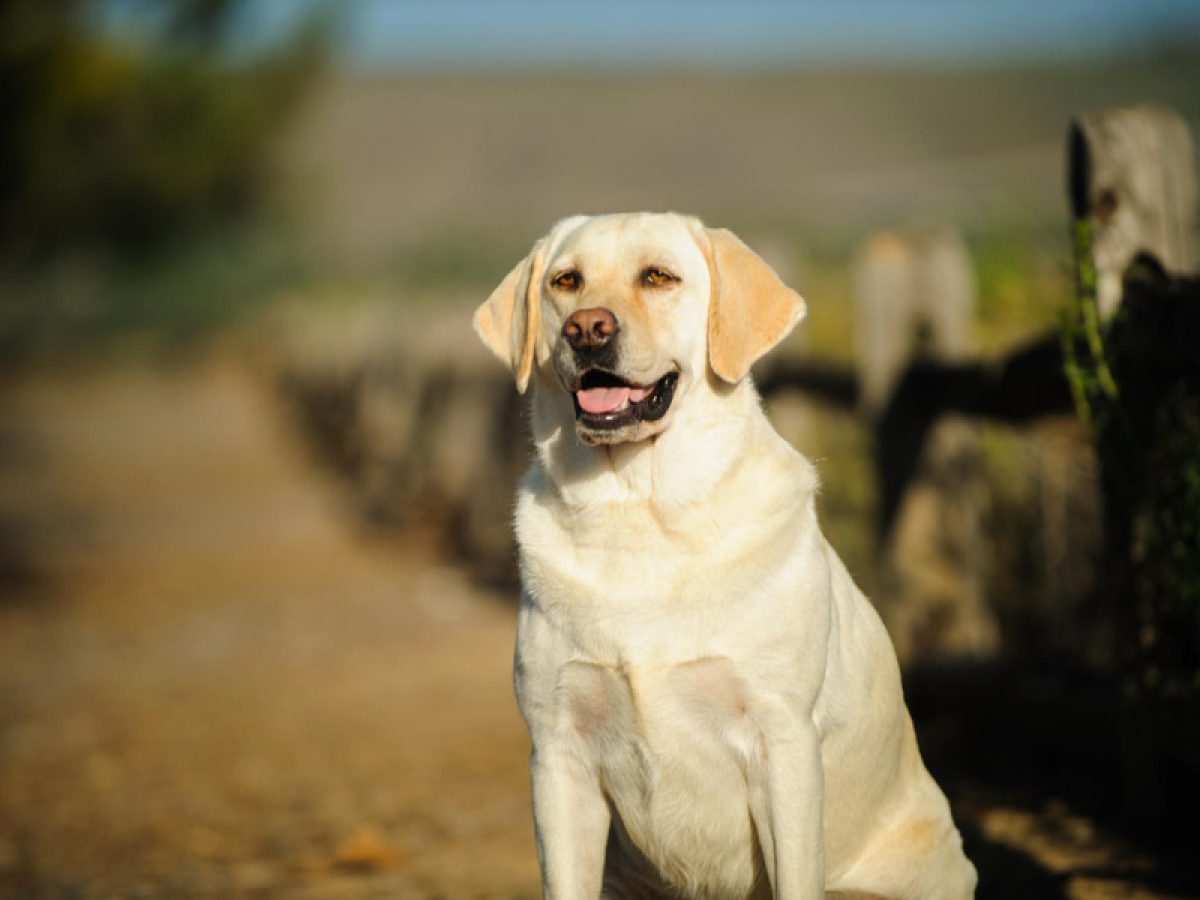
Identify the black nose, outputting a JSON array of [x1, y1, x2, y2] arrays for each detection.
[[563, 307, 618, 351]]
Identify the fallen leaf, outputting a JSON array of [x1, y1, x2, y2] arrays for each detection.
[[333, 825, 405, 873]]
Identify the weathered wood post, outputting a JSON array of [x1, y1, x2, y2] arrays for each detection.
[[852, 230, 975, 417], [1068, 104, 1197, 318], [852, 230, 999, 664], [1066, 104, 1200, 822]]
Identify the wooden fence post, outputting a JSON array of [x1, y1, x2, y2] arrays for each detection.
[[1068, 104, 1200, 823], [852, 229, 998, 664], [1068, 104, 1197, 318], [852, 229, 975, 416]]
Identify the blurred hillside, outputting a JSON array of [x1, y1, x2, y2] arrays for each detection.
[[4, 42, 1199, 358], [285, 57, 1200, 285]]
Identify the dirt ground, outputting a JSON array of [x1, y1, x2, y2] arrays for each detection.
[[0, 355, 538, 898], [0, 354, 1192, 899]]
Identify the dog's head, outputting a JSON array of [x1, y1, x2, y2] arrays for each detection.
[[475, 213, 805, 446]]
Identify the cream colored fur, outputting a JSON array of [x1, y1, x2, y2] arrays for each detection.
[[475, 213, 977, 900]]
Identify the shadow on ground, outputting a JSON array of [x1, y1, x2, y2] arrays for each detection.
[[908, 660, 1200, 899]]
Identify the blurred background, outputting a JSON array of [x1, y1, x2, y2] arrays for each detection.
[[1, 1, 1199, 896]]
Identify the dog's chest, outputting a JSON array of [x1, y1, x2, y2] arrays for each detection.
[[560, 657, 764, 895]]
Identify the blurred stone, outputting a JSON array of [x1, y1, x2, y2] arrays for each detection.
[[878, 416, 999, 665], [273, 302, 525, 587], [853, 228, 994, 664]]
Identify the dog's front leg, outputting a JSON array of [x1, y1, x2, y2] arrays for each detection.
[[748, 718, 824, 900], [530, 744, 610, 900]]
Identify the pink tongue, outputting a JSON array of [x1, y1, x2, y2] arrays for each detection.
[[577, 387, 629, 414], [576, 385, 651, 415]]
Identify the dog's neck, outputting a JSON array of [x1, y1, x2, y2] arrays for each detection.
[[529, 372, 782, 519]]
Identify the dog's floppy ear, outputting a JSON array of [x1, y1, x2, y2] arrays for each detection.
[[474, 237, 548, 394], [704, 228, 806, 383]]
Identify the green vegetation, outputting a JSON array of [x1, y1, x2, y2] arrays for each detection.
[[970, 220, 1069, 349], [1062, 217, 1119, 426], [1060, 220, 1200, 701], [0, 222, 310, 359], [0, 0, 324, 361]]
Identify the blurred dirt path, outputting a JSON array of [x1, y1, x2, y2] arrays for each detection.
[[0, 356, 538, 898], [1, 355, 1189, 900]]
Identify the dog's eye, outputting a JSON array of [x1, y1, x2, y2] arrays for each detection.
[[551, 270, 582, 291], [641, 267, 679, 287]]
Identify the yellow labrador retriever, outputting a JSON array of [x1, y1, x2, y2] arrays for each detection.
[[475, 213, 976, 900]]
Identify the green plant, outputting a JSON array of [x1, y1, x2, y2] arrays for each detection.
[[0, 0, 324, 258]]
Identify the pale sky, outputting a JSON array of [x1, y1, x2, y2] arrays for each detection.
[[107, 0, 1200, 66]]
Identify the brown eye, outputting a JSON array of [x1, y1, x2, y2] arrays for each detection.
[[642, 267, 679, 287], [552, 270, 582, 291]]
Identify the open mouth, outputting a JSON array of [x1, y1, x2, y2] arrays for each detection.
[[572, 369, 680, 430]]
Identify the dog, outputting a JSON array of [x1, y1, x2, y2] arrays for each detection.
[[474, 213, 977, 900]]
